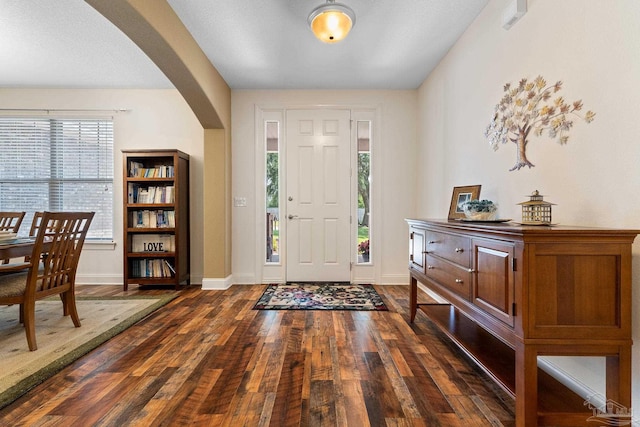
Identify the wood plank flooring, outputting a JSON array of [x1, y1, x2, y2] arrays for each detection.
[[0, 284, 515, 426]]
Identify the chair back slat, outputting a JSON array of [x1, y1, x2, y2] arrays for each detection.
[[26, 212, 94, 294], [29, 212, 44, 237], [0, 212, 26, 233], [0, 212, 27, 264]]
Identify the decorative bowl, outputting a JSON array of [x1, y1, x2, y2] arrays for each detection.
[[462, 200, 498, 221]]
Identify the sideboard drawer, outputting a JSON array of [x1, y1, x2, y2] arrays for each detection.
[[425, 231, 471, 267], [426, 255, 471, 299]]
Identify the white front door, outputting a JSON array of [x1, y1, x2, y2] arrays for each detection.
[[285, 109, 351, 282]]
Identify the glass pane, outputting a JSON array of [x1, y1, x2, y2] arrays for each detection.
[[266, 121, 280, 263], [357, 121, 371, 264], [0, 118, 114, 240]]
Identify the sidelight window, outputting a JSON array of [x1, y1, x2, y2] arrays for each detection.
[[265, 121, 280, 263], [357, 120, 371, 264]]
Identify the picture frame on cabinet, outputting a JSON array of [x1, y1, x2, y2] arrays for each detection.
[[448, 185, 481, 220]]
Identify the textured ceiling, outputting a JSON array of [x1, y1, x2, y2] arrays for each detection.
[[0, 0, 489, 90], [0, 0, 172, 88]]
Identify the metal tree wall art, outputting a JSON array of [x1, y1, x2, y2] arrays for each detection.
[[484, 75, 595, 171]]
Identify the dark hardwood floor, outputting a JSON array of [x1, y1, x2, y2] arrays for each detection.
[[0, 284, 515, 426]]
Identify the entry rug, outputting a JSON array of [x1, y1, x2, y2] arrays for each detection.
[[253, 283, 388, 311]]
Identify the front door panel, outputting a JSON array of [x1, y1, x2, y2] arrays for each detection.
[[286, 109, 351, 282]]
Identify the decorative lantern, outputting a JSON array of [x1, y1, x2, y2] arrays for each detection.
[[518, 190, 554, 225]]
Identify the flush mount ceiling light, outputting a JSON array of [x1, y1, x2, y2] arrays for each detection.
[[308, 0, 356, 44]]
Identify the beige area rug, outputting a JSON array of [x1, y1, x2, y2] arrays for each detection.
[[0, 294, 177, 409]]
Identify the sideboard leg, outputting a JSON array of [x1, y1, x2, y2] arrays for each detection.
[[606, 345, 632, 408], [516, 342, 538, 427], [409, 275, 417, 323]]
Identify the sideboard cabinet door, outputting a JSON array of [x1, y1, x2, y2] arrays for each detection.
[[472, 239, 515, 327], [409, 226, 426, 274], [527, 242, 630, 340]]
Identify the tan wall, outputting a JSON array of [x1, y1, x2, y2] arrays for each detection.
[[87, 0, 232, 282], [204, 128, 232, 279], [417, 0, 640, 410], [231, 90, 417, 285], [0, 88, 205, 285]]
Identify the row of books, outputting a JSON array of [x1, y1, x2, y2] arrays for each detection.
[[132, 210, 175, 228], [128, 183, 175, 204], [129, 161, 175, 178], [131, 234, 175, 252], [130, 259, 176, 278]]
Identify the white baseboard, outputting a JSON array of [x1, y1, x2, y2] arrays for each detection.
[[188, 274, 204, 286], [538, 358, 604, 408], [229, 272, 410, 285], [202, 275, 233, 290], [378, 273, 409, 285], [75, 274, 122, 285], [233, 273, 257, 285], [76, 274, 205, 287]]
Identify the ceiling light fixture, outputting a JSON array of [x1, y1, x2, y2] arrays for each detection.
[[308, 0, 356, 44]]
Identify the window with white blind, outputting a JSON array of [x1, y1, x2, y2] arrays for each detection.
[[0, 117, 114, 240]]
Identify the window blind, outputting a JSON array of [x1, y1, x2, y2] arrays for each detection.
[[0, 117, 114, 239]]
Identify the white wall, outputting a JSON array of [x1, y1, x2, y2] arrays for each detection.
[[417, 0, 640, 412], [0, 88, 205, 286], [231, 90, 417, 285]]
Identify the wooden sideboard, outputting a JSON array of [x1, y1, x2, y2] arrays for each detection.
[[406, 219, 637, 427]]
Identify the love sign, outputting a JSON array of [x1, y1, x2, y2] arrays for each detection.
[[143, 242, 165, 252], [132, 234, 175, 253]]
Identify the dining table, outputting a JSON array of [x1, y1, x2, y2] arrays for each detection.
[[0, 238, 36, 264]]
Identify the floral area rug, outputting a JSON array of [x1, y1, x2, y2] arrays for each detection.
[[253, 283, 388, 311]]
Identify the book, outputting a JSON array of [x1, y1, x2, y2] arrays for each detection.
[[131, 259, 176, 278], [130, 186, 174, 204], [131, 210, 174, 228], [163, 259, 176, 276], [129, 163, 175, 178]]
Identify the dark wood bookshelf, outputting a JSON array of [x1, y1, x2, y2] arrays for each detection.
[[122, 149, 190, 290]]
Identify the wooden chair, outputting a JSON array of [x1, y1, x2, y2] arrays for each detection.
[[0, 212, 25, 233], [0, 211, 94, 351], [0, 212, 26, 264], [23, 212, 46, 264], [28, 212, 44, 237]]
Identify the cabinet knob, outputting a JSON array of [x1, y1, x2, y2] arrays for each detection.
[[427, 265, 434, 270], [455, 248, 464, 253], [455, 279, 463, 283], [428, 240, 436, 244]]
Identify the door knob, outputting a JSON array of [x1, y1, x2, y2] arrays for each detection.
[[288, 214, 299, 220]]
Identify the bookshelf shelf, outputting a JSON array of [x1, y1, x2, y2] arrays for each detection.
[[125, 179, 175, 185], [123, 149, 190, 290], [127, 252, 176, 258], [126, 228, 176, 233]]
